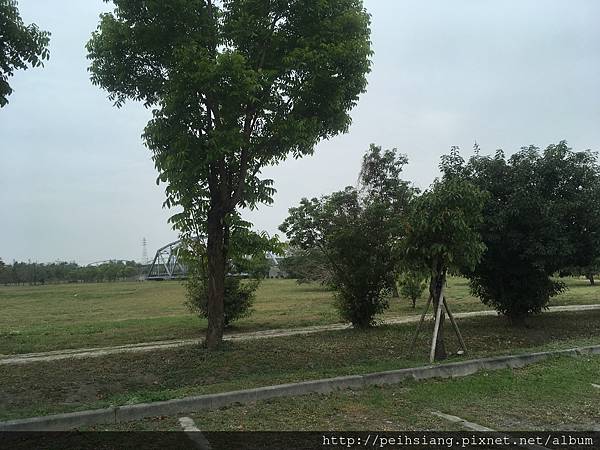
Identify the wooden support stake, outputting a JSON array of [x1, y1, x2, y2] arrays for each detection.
[[409, 293, 433, 353], [443, 297, 467, 353], [429, 285, 445, 363]]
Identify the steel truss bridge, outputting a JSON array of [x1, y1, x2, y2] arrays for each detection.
[[146, 240, 190, 280], [146, 239, 284, 281]]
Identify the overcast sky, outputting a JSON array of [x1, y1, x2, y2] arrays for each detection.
[[1, 0, 599, 264]]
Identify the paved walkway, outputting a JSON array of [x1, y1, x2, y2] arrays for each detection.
[[1, 304, 598, 366]]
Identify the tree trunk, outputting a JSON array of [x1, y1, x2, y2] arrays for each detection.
[[205, 208, 226, 350], [434, 306, 447, 360], [508, 313, 528, 328], [587, 272, 595, 286], [431, 267, 447, 361]]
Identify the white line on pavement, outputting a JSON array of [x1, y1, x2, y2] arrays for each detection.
[[431, 411, 495, 432], [432, 411, 551, 450], [178, 417, 212, 450]]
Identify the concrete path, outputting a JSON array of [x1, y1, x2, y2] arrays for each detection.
[[1, 304, 598, 366]]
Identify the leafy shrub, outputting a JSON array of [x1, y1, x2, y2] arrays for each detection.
[[469, 267, 565, 322], [280, 145, 414, 328], [461, 142, 600, 320], [185, 267, 258, 327]]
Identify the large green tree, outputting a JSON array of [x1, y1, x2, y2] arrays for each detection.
[[0, 0, 50, 107], [463, 141, 600, 321], [281, 145, 414, 328], [87, 0, 372, 348]]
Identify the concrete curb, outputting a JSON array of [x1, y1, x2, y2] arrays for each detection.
[[2, 344, 599, 431]]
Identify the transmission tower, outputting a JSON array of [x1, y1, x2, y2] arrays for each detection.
[[142, 237, 148, 265]]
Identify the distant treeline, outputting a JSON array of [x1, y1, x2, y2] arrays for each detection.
[[0, 259, 144, 285]]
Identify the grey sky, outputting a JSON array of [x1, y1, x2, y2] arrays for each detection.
[[1, 0, 599, 264]]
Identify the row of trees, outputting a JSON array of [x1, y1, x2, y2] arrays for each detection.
[[6, 1, 598, 354], [0, 259, 143, 285], [280, 142, 600, 359]]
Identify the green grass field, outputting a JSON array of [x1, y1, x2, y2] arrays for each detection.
[[99, 355, 600, 432], [2, 309, 600, 421], [0, 277, 598, 354]]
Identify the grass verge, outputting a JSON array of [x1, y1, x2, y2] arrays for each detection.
[[2, 309, 600, 421], [98, 355, 600, 432]]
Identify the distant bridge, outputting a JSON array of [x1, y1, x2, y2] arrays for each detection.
[[146, 240, 190, 280], [146, 239, 286, 280]]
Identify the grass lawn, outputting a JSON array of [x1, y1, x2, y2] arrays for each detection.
[[2, 309, 600, 421], [100, 355, 600, 432], [0, 277, 597, 355], [0, 280, 334, 355]]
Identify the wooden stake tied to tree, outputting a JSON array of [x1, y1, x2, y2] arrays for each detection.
[[403, 149, 487, 362]]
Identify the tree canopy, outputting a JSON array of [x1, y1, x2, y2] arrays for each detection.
[[279, 247, 331, 285], [402, 177, 487, 279], [87, 0, 372, 348], [461, 141, 600, 320], [0, 0, 50, 107], [281, 145, 414, 328]]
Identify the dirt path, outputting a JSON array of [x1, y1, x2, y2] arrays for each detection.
[[2, 304, 598, 366]]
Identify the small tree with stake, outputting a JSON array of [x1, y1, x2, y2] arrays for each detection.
[[404, 150, 487, 361], [87, 0, 372, 349]]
